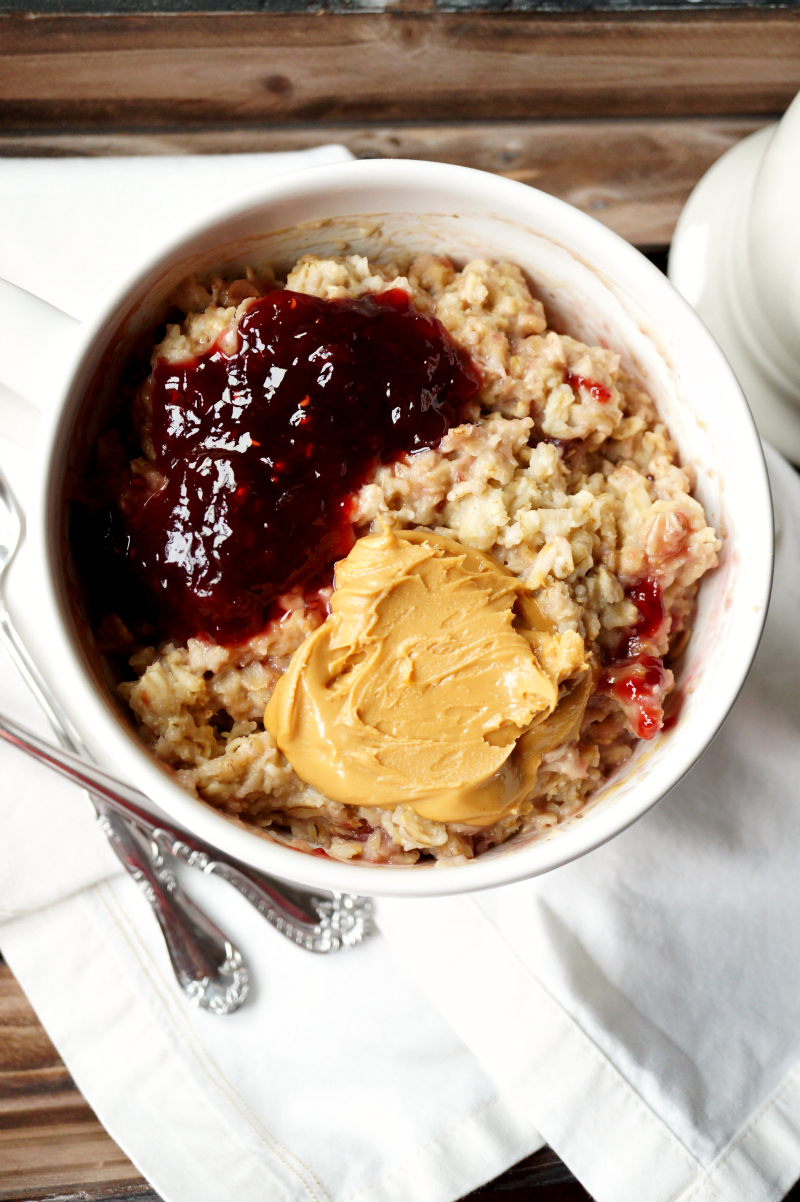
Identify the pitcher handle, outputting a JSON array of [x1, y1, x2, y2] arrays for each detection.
[[0, 277, 81, 413]]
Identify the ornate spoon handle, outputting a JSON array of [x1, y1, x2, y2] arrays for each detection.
[[97, 807, 247, 1014], [0, 707, 372, 954], [0, 607, 249, 1013]]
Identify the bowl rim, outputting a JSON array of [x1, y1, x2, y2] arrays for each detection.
[[33, 157, 774, 898]]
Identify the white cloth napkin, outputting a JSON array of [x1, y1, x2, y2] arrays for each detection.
[[2, 150, 800, 1202]]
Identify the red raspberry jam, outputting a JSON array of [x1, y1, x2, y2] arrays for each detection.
[[618, 578, 665, 659], [600, 578, 669, 739], [120, 288, 479, 643], [598, 654, 668, 740], [565, 372, 611, 405]]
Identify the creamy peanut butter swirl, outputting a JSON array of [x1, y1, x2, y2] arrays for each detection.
[[265, 528, 592, 826]]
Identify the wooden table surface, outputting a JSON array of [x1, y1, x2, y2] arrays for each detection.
[[2, 7, 800, 1196]]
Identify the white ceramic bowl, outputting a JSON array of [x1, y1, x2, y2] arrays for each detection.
[[28, 159, 772, 898]]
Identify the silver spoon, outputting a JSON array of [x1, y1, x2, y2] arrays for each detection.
[[0, 707, 373, 955], [0, 466, 248, 1014]]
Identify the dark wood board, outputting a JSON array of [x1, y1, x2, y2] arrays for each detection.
[[0, 965, 149, 1201], [1, 11, 800, 132], [0, 117, 771, 249], [1, 0, 799, 13]]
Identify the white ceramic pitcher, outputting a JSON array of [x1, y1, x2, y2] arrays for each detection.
[[670, 91, 800, 461]]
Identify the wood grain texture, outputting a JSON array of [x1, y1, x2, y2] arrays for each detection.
[[0, 965, 147, 1201], [0, 116, 769, 247], [3, 0, 800, 12], [0, 11, 799, 131]]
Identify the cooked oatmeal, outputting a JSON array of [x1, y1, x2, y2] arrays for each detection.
[[85, 253, 721, 866]]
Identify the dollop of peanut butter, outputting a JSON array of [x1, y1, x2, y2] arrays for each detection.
[[265, 528, 591, 826]]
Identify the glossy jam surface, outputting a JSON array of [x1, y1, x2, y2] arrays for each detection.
[[617, 578, 665, 659], [123, 288, 480, 643], [600, 578, 669, 739], [565, 372, 611, 405], [599, 655, 668, 740]]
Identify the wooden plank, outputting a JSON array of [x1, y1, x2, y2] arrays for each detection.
[[0, 1189, 157, 1202], [2, 0, 800, 11], [0, 965, 147, 1200], [0, 11, 798, 131], [0, 116, 769, 247]]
